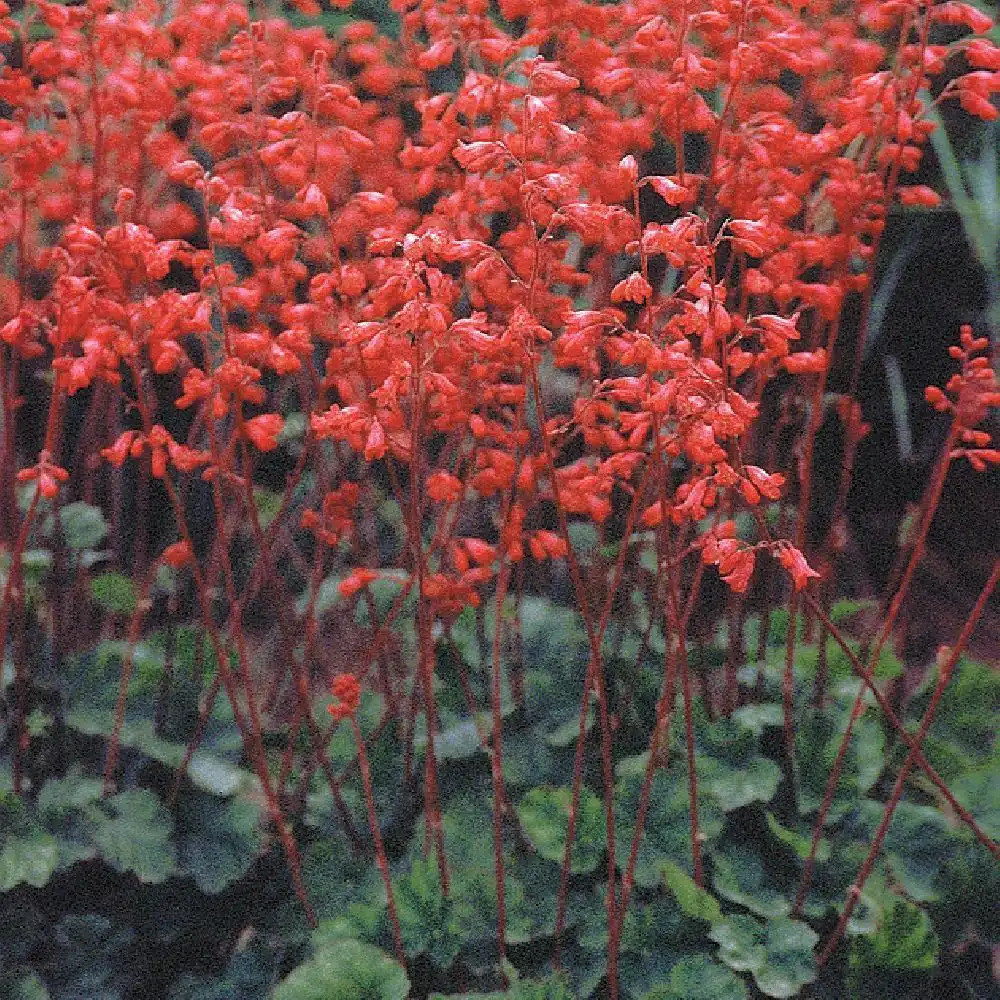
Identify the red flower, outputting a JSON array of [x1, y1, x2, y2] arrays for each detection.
[[777, 544, 821, 591], [243, 414, 284, 452], [328, 673, 361, 721]]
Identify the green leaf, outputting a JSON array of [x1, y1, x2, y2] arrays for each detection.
[[616, 765, 724, 888], [91, 788, 177, 883], [765, 813, 829, 863], [47, 913, 134, 1000], [428, 972, 576, 1000], [26, 708, 53, 737], [710, 915, 818, 998], [849, 897, 938, 981], [176, 790, 263, 894], [948, 765, 1000, 841], [619, 897, 698, 957], [450, 867, 535, 951], [253, 487, 284, 529], [186, 752, 254, 796], [300, 838, 383, 924], [704, 756, 781, 812], [711, 844, 792, 920], [0, 829, 60, 890], [36, 773, 104, 868], [437, 794, 496, 870], [0, 896, 44, 966], [753, 918, 819, 998], [517, 785, 605, 875], [910, 657, 999, 779], [90, 572, 138, 615], [796, 707, 884, 821], [854, 800, 961, 903], [731, 703, 783, 736], [434, 715, 487, 761], [167, 948, 272, 1000], [272, 939, 409, 1000], [59, 502, 109, 550], [711, 914, 765, 973], [663, 860, 723, 924], [394, 856, 462, 967], [642, 954, 748, 1000], [10, 974, 50, 1000]]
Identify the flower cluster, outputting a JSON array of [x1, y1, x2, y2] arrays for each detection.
[[1, 0, 995, 588], [925, 326, 1000, 472], [327, 672, 362, 721], [2, 0, 997, 981]]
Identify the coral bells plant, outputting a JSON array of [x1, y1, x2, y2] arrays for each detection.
[[0, 0, 998, 996]]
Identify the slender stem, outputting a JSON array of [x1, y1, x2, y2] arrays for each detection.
[[817, 556, 999, 964], [352, 713, 406, 965]]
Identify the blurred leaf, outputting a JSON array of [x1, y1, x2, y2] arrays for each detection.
[[90, 573, 137, 615], [36, 774, 103, 868], [59, 502, 108, 550], [663, 860, 723, 924], [852, 895, 938, 973], [642, 954, 748, 1000], [186, 753, 254, 797], [765, 813, 830, 863], [854, 801, 961, 903], [517, 785, 605, 875], [946, 765, 1000, 840], [47, 913, 134, 1000], [394, 856, 462, 967], [166, 948, 272, 1000], [796, 707, 884, 821], [253, 488, 283, 529], [428, 972, 576, 999], [10, 975, 50, 1000], [0, 829, 60, 890], [434, 714, 488, 761], [704, 756, 781, 812], [710, 915, 818, 998], [711, 845, 792, 920], [272, 939, 408, 1000], [909, 658, 999, 780], [91, 789, 177, 883], [616, 765, 724, 888], [176, 790, 263, 894], [731, 703, 783, 736], [300, 837, 383, 922]]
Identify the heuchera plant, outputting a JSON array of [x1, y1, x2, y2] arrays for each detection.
[[0, 0, 998, 995]]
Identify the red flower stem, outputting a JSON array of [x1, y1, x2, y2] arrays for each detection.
[[231, 437, 363, 847], [794, 421, 960, 905], [791, 688, 865, 916], [817, 555, 999, 965], [169, 672, 223, 806], [678, 631, 704, 885], [103, 562, 159, 794], [525, 350, 620, 1000], [4, 349, 66, 795], [802, 590, 1000, 861], [122, 359, 317, 927], [407, 289, 449, 897], [490, 557, 511, 974], [351, 713, 406, 966], [549, 444, 656, 973], [618, 631, 679, 917], [749, 495, 999, 861], [5, 485, 42, 796]]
